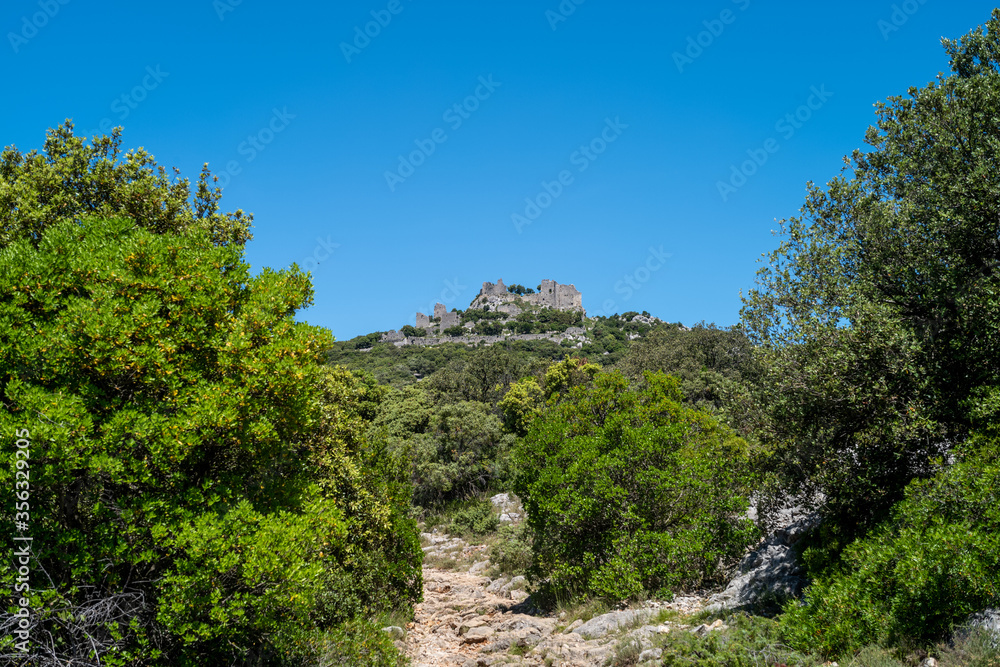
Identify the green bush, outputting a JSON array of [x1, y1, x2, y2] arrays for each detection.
[[512, 370, 758, 602], [475, 321, 504, 336], [400, 325, 426, 337], [318, 619, 405, 666], [614, 323, 750, 411], [490, 523, 534, 576], [780, 435, 1000, 657], [374, 389, 515, 506], [0, 214, 420, 664], [448, 499, 500, 536], [648, 613, 825, 667]]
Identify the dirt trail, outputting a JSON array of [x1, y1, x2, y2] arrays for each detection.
[[402, 531, 714, 667], [404, 562, 613, 667]]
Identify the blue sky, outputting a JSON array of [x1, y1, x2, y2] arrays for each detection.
[[3, 0, 995, 340]]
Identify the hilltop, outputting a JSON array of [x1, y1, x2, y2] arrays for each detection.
[[326, 278, 743, 397], [368, 278, 661, 351]]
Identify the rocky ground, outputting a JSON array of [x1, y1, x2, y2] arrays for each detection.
[[391, 495, 1000, 666], [399, 529, 723, 667]]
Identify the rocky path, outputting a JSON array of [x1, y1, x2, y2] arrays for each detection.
[[402, 531, 721, 667]]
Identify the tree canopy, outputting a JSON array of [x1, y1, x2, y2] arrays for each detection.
[[739, 9, 1000, 535], [1, 122, 252, 249], [0, 128, 420, 664]]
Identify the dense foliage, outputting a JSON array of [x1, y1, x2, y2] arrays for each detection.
[[0, 123, 252, 249], [615, 323, 751, 411], [0, 129, 419, 665], [739, 10, 1000, 539], [723, 11, 1000, 660], [512, 370, 757, 601], [373, 386, 515, 506], [780, 436, 1000, 655]]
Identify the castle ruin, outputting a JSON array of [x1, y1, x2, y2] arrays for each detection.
[[390, 278, 585, 345], [415, 302, 459, 334], [470, 278, 584, 315]]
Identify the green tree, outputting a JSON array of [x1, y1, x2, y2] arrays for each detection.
[[499, 356, 600, 436], [0, 214, 418, 664], [512, 370, 757, 601], [400, 325, 426, 338], [475, 321, 504, 336], [616, 323, 750, 411], [460, 344, 528, 404], [498, 377, 544, 436], [1, 122, 252, 249], [542, 356, 601, 401], [780, 435, 1000, 657], [739, 12, 1000, 536], [373, 386, 514, 506], [305, 367, 422, 625]]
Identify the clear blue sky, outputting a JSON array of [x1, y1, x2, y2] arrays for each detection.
[[3, 0, 995, 339]]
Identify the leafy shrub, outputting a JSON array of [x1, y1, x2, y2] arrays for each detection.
[[400, 325, 426, 337], [0, 214, 420, 664], [461, 308, 507, 323], [307, 368, 423, 625], [490, 523, 534, 576], [318, 619, 405, 666], [374, 390, 515, 506], [648, 613, 825, 667], [475, 321, 504, 336], [780, 435, 1000, 657], [448, 499, 500, 536], [614, 323, 750, 411], [512, 370, 758, 602]]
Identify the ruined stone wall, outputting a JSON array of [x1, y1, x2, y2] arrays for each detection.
[[558, 284, 583, 311], [479, 278, 507, 297], [381, 330, 405, 343], [471, 279, 584, 314], [536, 279, 557, 309], [392, 330, 587, 348], [413, 280, 585, 341]]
